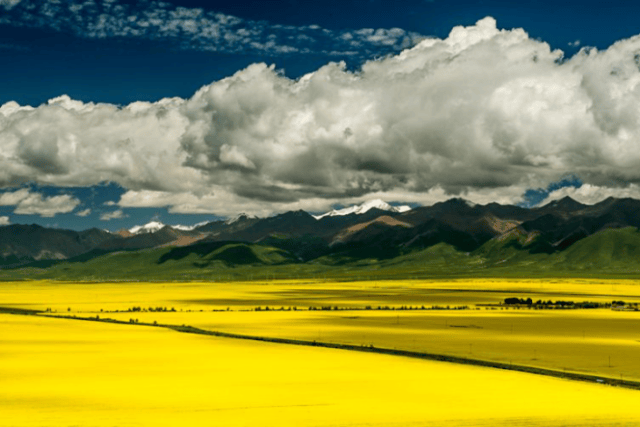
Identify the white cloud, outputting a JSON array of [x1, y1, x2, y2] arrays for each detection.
[[100, 209, 125, 221], [75, 208, 92, 217], [219, 144, 256, 169], [0, 188, 31, 205], [0, 0, 22, 10], [0, 95, 200, 192], [541, 184, 640, 206], [569, 40, 581, 47], [117, 188, 264, 217], [4, 18, 640, 216], [13, 193, 80, 217], [0, 0, 420, 56], [115, 184, 527, 217], [0, 189, 80, 217], [0, 216, 10, 225]]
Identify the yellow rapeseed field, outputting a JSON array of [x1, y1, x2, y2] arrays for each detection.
[[2, 278, 640, 425], [1, 278, 639, 313], [2, 313, 640, 427], [3, 279, 635, 382], [102, 307, 640, 382]]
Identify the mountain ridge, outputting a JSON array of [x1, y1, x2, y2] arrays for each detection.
[[3, 196, 640, 278], [312, 199, 412, 220]]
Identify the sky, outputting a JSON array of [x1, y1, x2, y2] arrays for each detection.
[[2, 0, 640, 230]]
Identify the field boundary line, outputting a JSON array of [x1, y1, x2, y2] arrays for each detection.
[[0, 306, 43, 315]]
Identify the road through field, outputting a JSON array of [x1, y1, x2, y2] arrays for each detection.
[[100, 307, 640, 383]]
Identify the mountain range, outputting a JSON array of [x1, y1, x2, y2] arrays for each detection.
[[3, 196, 640, 279], [312, 199, 412, 219]]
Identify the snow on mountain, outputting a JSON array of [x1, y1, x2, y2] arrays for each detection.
[[172, 221, 210, 231], [127, 220, 212, 234], [313, 199, 412, 220], [225, 213, 258, 225], [128, 221, 166, 234]]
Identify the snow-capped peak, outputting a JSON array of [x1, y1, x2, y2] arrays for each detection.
[[172, 221, 210, 231], [313, 199, 412, 220], [128, 220, 214, 234], [128, 221, 166, 234], [225, 213, 257, 225]]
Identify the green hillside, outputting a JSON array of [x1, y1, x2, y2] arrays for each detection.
[[8, 242, 299, 281], [552, 227, 640, 272], [471, 228, 551, 269], [5, 227, 640, 281]]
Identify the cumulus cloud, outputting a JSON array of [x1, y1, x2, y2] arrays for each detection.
[[75, 208, 92, 217], [0, 216, 10, 225], [4, 17, 640, 216], [0, 189, 80, 217], [0, 188, 31, 205], [14, 194, 80, 217], [0, 0, 421, 56], [0, 95, 201, 192], [100, 209, 125, 221], [542, 184, 640, 206]]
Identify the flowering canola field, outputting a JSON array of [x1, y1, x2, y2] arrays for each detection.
[[2, 278, 639, 312], [2, 313, 640, 427], [2, 278, 640, 425]]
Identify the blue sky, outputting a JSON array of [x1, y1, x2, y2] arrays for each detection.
[[2, 0, 636, 107], [1, 0, 640, 230]]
